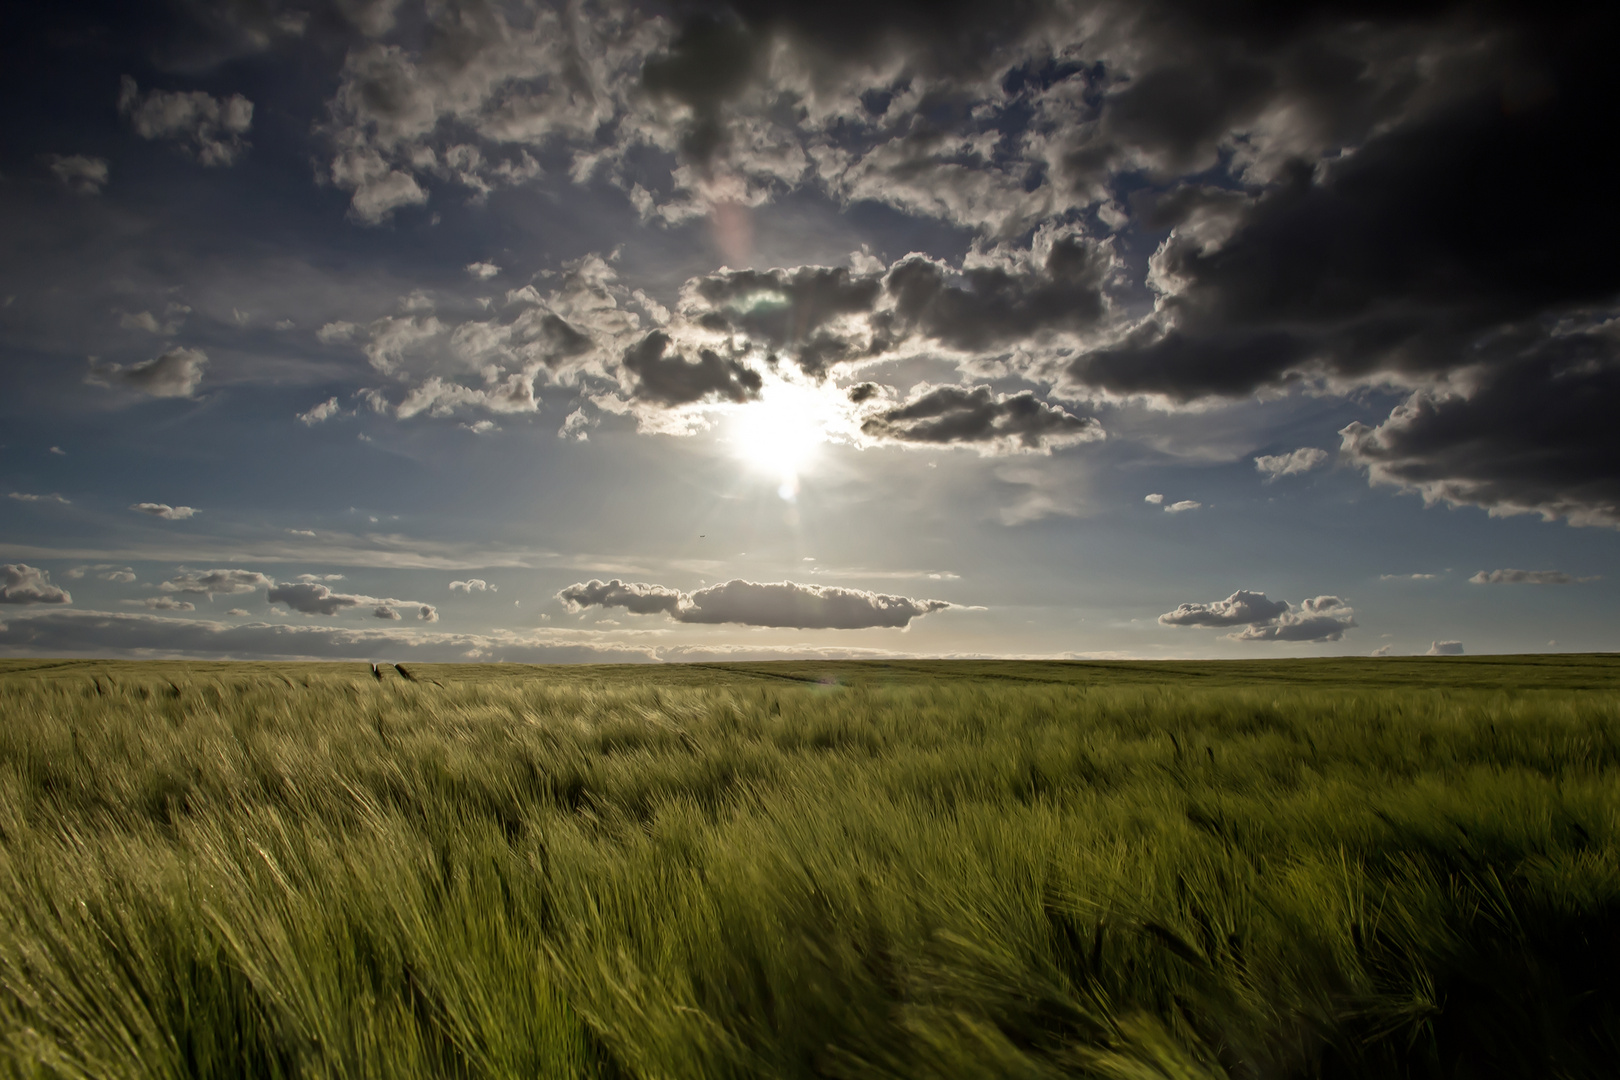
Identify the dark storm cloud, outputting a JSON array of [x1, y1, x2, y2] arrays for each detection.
[[0, 565, 71, 606], [860, 384, 1103, 455], [621, 331, 763, 406], [88, 347, 208, 398], [559, 578, 954, 628], [682, 266, 882, 378], [1160, 591, 1354, 643], [880, 232, 1114, 354], [1338, 326, 1620, 527]]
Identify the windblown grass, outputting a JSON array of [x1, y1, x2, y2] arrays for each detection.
[[1, 656, 1619, 1078]]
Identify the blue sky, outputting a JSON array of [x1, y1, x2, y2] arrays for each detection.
[[1, 0, 1616, 662]]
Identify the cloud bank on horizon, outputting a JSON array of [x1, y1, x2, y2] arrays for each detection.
[[0, 0, 1614, 661]]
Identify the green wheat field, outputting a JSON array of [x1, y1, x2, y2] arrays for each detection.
[[2, 655, 1619, 1079]]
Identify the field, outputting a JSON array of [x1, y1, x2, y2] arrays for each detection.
[[2, 655, 1619, 1079]]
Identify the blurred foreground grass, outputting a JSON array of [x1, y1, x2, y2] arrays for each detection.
[[2, 655, 1619, 1078]]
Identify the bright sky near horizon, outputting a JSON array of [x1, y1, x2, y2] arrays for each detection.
[[1, 0, 1616, 663]]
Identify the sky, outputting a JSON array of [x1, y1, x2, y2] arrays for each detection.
[[1, 0, 1616, 663]]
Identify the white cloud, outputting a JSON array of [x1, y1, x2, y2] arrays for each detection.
[[1254, 447, 1329, 479], [1164, 500, 1202, 514], [1468, 569, 1591, 585], [298, 396, 342, 425], [1160, 590, 1354, 643], [1426, 641, 1465, 655], [9, 492, 70, 505], [466, 261, 501, 280], [0, 565, 71, 606], [131, 503, 199, 520], [449, 579, 491, 592], [1381, 573, 1439, 581], [1369, 644, 1392, 656], [119, 77, 253, 166], [88, 347, 208, 398], [1144, 493, 1164, 504]]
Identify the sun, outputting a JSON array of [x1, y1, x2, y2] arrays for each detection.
[[729, 380, 833, 499]]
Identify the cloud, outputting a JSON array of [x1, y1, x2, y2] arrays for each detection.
[[558, 578, 956, 629], [1144, 493, 1164, 504], [0, 609, 660, 664], [88, 347, 208, 398], [1369, 644, 1392, 657], [1163, 500, 1201, 514], [9, 492, 70, 505], [131, 503, 199, 520], [1, 565, 71, 606], [125, 597, 195, 611], [860, 384, 1103, 455], [297, 397, 341, 425], [1159, 590, 1355, 642], [1226, 596, 1356, 642], [225, 608, 250, 617], [1158, 590, 1289, 628], [621, 331, 762, 407], [449, 579, 491, 592], [466, 262, 501, 280], [1468, 569, 1589, 585], [45, 154, 108, 194], [1427, 641, 1465, 655], [159, 569, 273, 597], [1339, 329, 1620, 528], [119, 77, 253, 166], [1254, 447, 1328, 480], [267, 580, 437, 622]]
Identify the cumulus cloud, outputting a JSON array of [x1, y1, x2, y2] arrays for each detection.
[[267, 580, 437, 622], [1, 565, 71, 606], [298, 397, 341, 425], [9, 492, 70, 505], [88, 348, 208, 398], [159, 569, 273, 597], [1427, 641, 1465, 656], [449, 579, 491, 592], [1163, 500, 1201, 514], [1227, 596, 1357, 642], [621, 330, 763, 407], [1160, 590, 1354, 643], [1468, 569, 1590, 585], [131, 503, 199, 520], [119, 77, 253, 166], [1255, 447, 1329, 480], [45, 154, 108, 194], [558, 578, 955, 629], [1159, 590, 1289, 628], [860, 384, 1103, 455], [466, 262, 501, 280], [1144, 493, 1164, 504]]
